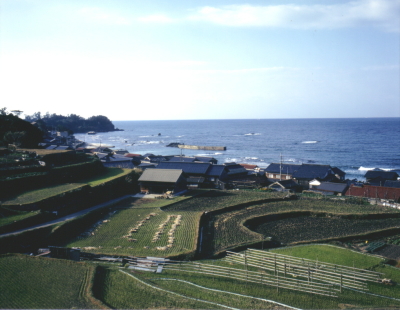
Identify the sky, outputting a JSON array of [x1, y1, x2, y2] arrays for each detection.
[[0, 0, 399, 121]]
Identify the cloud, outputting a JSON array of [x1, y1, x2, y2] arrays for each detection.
[[78, 7, 131, 25], [137, 14, 175, 23], [187, 0, 400, 32]]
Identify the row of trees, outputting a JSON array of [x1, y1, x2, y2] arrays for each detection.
[[0, 108, 43, 148], [24, 112, 117, 134], [0, 108, 119, 148]]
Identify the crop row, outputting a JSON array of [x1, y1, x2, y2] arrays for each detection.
[[208, 199, 400, 255], [66, 198, 200, 257]]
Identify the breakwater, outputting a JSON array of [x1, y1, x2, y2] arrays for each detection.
[[178, 145, 226, 151]]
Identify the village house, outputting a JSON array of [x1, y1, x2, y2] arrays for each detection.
[[309, 180, 349, 196], [264, 163, 301, 180], [138, 168, 187, 194], [364, 169, 399, 186], [292, 164, 345, 189]]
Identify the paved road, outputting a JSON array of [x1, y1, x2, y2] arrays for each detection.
[[0, 195, 134, 238]]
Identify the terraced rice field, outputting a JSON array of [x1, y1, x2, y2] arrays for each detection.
[[252, 215, 400, 244], [66, 198, 202, 257]]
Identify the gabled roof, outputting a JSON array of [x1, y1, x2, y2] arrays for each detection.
[[138, 169, 184, 183], [206, 165, 227, 177], [168, 156, 196, 163], [194, 156, 218, 164], [265, 163, 301, 174], [157, 161, 211, 175], [365, 170, 399, 180], [332, 167, 346, 177], [239, 163, 259, 170], [316, 182, 348, 193], [292, 164, 333, 180]]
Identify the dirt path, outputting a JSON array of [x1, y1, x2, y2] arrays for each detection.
[[0, 195, 134, 238]]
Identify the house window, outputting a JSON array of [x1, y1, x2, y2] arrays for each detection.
[[268, 174, 274, 178], [286, 175, 291, 179]]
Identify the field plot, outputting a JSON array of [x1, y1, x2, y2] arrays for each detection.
[[66, 198, 202, 257], [208, 198, 400, 255], [162, 189, 286, 212], [252, 215, 400, 244], [0, 254, 99, 309]]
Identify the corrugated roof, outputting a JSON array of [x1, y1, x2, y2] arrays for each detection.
[[138, 169, 183, 183]]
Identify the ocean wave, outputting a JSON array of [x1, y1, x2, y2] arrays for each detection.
[[244, 133, 261, 136], [301, 141, 319, 144], [137, 140, 162, 144], [358, 166, 393, 172], [196, 152, 224, 156]]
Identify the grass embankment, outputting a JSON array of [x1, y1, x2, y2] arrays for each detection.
[[0, 254, 105, 309], [2, 168, 132, 206]]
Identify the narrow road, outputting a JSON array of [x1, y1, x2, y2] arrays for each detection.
[[0, 195, 134, 238]]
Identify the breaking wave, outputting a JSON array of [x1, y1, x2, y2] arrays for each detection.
[[301, 141, 319, 144], [244, 133, 261, 136]]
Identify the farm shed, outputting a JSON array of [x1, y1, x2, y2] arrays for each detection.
[[138, 168, 187, 194], [346, 184, 400, 202], [309, 181, 349, 196]]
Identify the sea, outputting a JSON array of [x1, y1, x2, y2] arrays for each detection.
[[74, 118, 400, 182]]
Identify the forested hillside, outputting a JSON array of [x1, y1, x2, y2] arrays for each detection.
[[24, 112, 119, 134]]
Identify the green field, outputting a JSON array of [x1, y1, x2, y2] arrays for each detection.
[[0, 254, 103, 309], [2, 243, 400, 309], [66, 197, 202, 258]]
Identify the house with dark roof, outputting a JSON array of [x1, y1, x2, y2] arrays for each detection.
[[309, 181, 349, 196], [138, 169, 187, 194], [156, 162, 211, 188], [224, 163, 248, 178], [157, 161, 211, 176], [364, 169, 399, 186], [96, 152, 135, 168], [292, 164, 345, 188], [265, 163, 301, 180]]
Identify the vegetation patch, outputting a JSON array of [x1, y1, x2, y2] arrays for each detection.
[[0, 254, 100, 309], [66, 198, 201, 258], [247, 212, 400, 245]]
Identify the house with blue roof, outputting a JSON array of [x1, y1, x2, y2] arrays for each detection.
[[292, 164, 345, 188]]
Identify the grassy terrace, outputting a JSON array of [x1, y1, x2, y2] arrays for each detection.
[[62, 190, 400, 259], [66, 196, 201, 257], [2, 168, 132, 206], [0, 254, 102, 309]]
